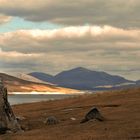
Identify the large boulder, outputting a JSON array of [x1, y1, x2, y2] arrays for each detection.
[[80, 107, 104, 123]]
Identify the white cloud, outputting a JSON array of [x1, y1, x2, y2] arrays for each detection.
[[1, 25, 140, 42], [0, 25, 140, 80], [0, 47, 42, 59]]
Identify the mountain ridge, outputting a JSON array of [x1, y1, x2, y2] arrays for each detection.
[[29, 67, 136, 90]]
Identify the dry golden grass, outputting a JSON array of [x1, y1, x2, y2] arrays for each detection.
[[0, 88, 140, 140]]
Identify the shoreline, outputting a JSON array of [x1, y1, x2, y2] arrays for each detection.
[[9, 91, 85, 95], [8, 93, 82, 106]]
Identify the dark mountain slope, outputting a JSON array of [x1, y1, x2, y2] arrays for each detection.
[[29, 72, 54, 83], [29, 67, 134, 90], [54, 67, 133, 89]]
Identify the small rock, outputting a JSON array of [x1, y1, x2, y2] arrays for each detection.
[[70, 117, 76, 121], [44, 116, 59, 125], [16, 116, 26, 121], [6, 130, 13, 134]]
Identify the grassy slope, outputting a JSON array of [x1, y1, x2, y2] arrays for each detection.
[[0, 73, 77, 93], [1, 88, 140, 140]]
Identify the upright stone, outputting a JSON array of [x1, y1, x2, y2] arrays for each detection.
[[0, 78, 22, 134]]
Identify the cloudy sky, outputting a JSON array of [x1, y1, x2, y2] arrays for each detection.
[[0, 0, 140, 80]]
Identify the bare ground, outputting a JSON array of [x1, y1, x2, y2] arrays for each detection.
[[0, 88, 140, 140]]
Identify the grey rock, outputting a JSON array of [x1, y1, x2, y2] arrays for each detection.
[[44, 116, 59, 125], [80, 107, 104, 123], [0, 79, 23, 134]]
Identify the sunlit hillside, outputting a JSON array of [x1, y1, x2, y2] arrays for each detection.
[[0, 73, 78, 94]]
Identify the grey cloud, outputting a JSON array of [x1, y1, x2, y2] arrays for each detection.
[[1, 49, 140, 80], [0, 0, 140, 28]]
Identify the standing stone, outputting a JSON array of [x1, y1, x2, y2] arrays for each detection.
[[0, 78, 23, 134]]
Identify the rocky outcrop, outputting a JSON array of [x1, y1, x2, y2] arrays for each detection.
[[0, 79, 23, 134]]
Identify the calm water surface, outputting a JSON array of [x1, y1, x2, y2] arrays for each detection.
[[8, 94, 78, 105]]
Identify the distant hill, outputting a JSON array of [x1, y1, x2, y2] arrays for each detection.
[[17, 73, 54, 85], [29, 67, 135, 90], [136, 80, 140, 85], [0, 73, 77, 93], [29, 72, 54, 83]]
